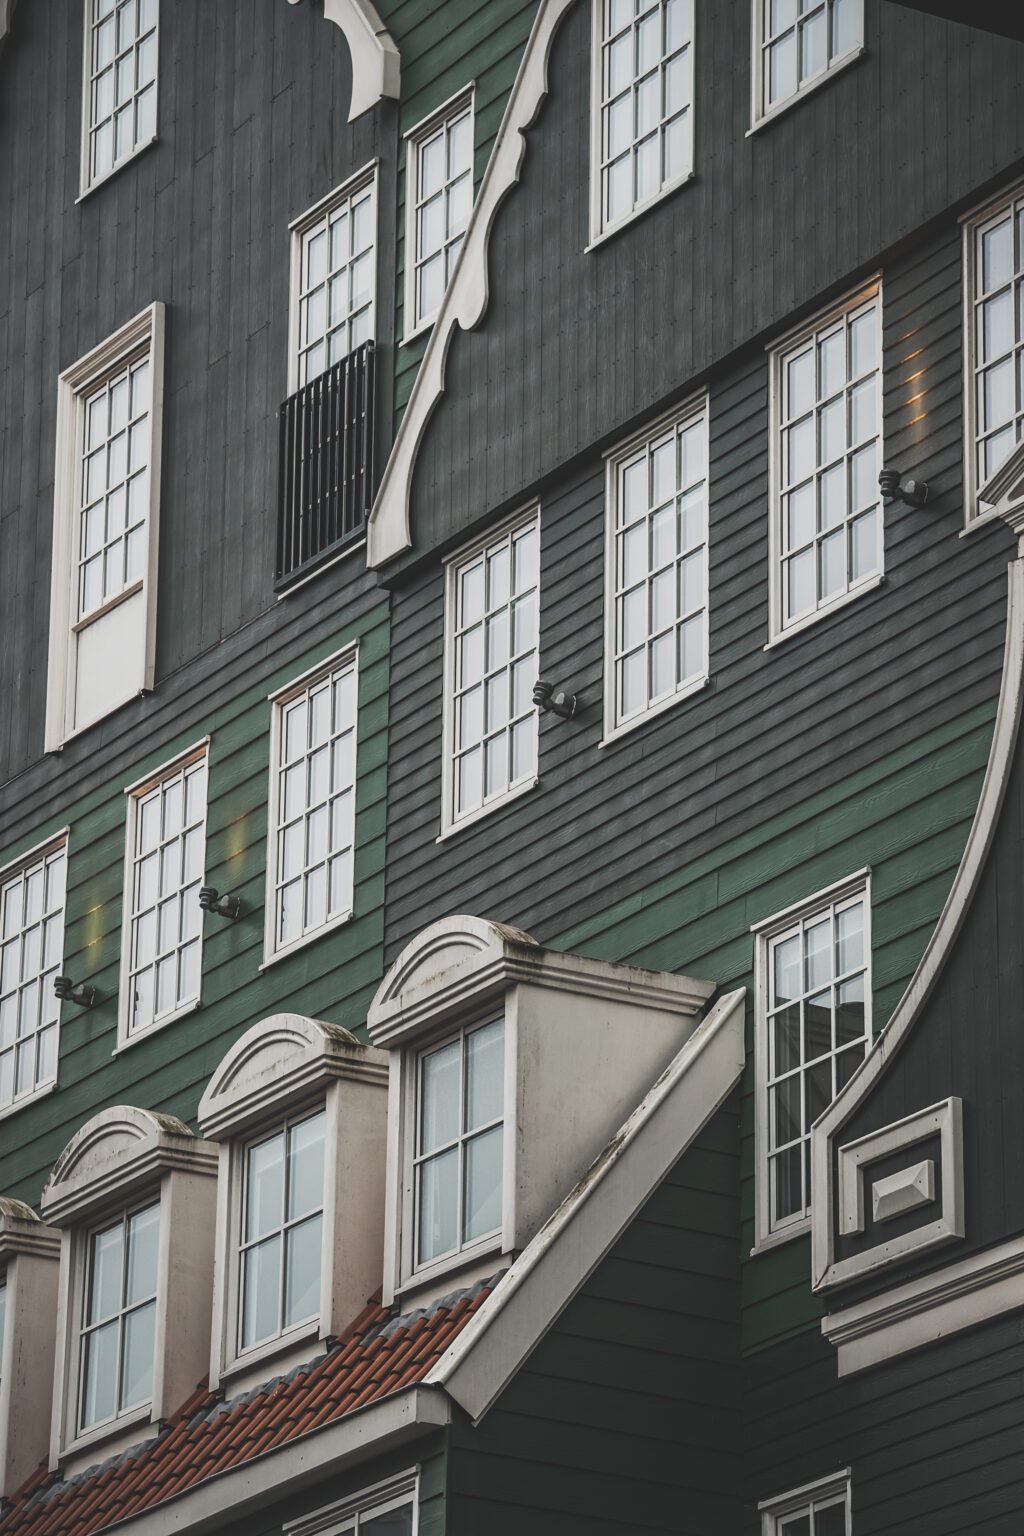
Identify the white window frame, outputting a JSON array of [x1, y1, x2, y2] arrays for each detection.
[[403, 85, 476, 344], [79, 0, 160, 199], [767, 279, 883, 646], [46, 303, 165, 751], [602, 394, 710, 741], [287, 163, 379, 395], [961, 176, 1024, 531], [75, 1198, 160, 1438], [263, 643, 359, 967], [0, 830, 69, 1120], [117, 739, 209, 1049], [760, 1469, 852, 1535], [284, 1469, 419, 1536], [752, 870, 871, 1253], [440, 505, 541, 839], [749, 0, 863, 132], [588, 0, 695, 247]]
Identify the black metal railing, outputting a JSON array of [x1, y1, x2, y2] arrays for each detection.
[[275, 340, 375, 590]]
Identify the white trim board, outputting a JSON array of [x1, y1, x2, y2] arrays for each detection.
[[322, 0, 400, 122]]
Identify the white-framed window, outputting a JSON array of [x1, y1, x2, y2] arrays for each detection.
[[0, 833, 67, 1116], [768, 282, 882, 643], [288, 166, 377, 392], [603, 396, 708, 738], [264, 646, 358, 964], [442, 510, 540, 835], [760, 1470, 852, 1535], [404, 88, 475, 341], [119, 742, 208, 1045], [750, 0, 862, 128], [414, 1018, 504, 1271], [284, 1470, 418, 1536], [237, 1106, 326, 1355], [589, 0, 694, 244], [80, 0, 159, 195], [753, 873, 871, 1248], [78, 1201, 159, 1434], [962, 179, 1024, 524], [46, 304, 165, 750]]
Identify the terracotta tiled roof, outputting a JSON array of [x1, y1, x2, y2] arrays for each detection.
[[0, 1276, 500, 1536]]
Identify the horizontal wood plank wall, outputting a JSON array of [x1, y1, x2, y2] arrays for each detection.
[[403, 0, 1024, 562], [0, 0, 396, 784], [446, 1105, 741, 1536]]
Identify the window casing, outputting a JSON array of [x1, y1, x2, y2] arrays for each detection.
[[0, 835, 67, 1115], [264, 647, 358, 964], [751, 0, 862, 128], [289, 167, 377, 392], [754, 874, 871, 1248], [590, 0, 694, 243], [604, 397, 709, 737], [78, 1202, 159, 1434], [119, 744, 208, 1044], [442, 510, 540, 835], [760, 1471, 852, 1535], [404, 89, 475, 341], [768, 282, 882, 642], [81, 0, 159, 195], [963, 180, 1024, 523]]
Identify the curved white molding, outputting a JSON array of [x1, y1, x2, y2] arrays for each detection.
[[371, 915, 537, 1015], [0, 0, 19, 48], [323, 0, 400, 123], [367, 0, 576, 567], [43, 1105, 215, 1225], [811, 555, 1024, 1289]]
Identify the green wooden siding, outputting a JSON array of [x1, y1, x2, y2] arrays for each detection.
[[0, 601, 389, 1208]]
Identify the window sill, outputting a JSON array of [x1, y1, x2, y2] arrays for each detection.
[[260, 907, 355, 971], [0, 1079, 58, 1125], [112, 997, 201, 1055], [72, 578, 144, 634], [600, 674, 711, 747], [749, 1217, 811, 1258], [60, 1400, 154, 1470], [274, 538, 366, 599], [396, 1238, 505, 1308], [746, 45, 865, 137], [219, 1318, 323, 1397], [585, 169, 695, 253], [436, 776, 539, 843], [764, 572, 884, 651], [959, 504, 1009, 538], [401, 314, 436, 348], [77, 136, 159, 203]]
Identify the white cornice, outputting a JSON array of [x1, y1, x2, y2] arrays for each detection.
[[367, 0, 576, 566], [42, 1108, 218, 1226], [323, 0, 400, 122], [0, 1204, 61, 1263]]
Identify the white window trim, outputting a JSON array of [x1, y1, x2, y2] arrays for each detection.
[[287, 162, 379, 396], [751, 868, 872, 1255], [748, 0, 864, 134], [116, 737, 210, 1050], [402, 85, 476, 345], [759, 1469, 852, 1534], [766, 277, 883, 647], [587, 0, 696, 250], [440, 505, 541, 839], [78, 0, 160, 200], [73, 1197, 161, 1443], [45, 302, 166, 752], [960, 175, 1024, 533], [284, 1468, 420, 1536], [601, 393, 711, 743], [0, 828, 70, 1122]]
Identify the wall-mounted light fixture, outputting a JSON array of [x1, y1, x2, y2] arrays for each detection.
[[199, 887, 241, 920], [533, 680, 578, 720], [54, 976, 97, 1008], [879, 467, 930, 509]]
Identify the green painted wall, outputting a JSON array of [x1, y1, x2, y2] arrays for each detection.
[[0, 601, 389, 1207]]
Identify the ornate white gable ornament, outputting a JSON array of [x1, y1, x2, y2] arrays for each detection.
[[288, 0, 400, 121]]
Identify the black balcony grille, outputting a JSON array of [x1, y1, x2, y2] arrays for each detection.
[[275, 340, 375, 590]]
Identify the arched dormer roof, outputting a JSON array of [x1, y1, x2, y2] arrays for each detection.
[[42, 1105, 214, 1225]]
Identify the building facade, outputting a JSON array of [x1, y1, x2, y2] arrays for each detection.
[[0, 0, 1022, 1532]]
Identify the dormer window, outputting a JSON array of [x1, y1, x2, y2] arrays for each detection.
[[239, 1108, 326, 1354], [79, 1202, 159, 1433], [0, 1200, 61, 1500]]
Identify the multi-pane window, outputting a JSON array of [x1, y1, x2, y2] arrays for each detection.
[[606, 401, 708, 734], [267, 653, 357, 960], [771, 286, 881, 638], [754, 0, 862, 122], [239, 1109, 325, 1352], [592, 0, 693, 239], [966, 185, 1024, 509], [79, 1203, 159, 1432], [445, 515, 539, 830], [0, 839, 66, 1113], [78, 352, 151, 622], [761, 883, 870, 1236], [293, 1479, 416, 1536], [415, 1020, 504, 1269], [122, 749, 207, 1040], [760, 1473, 851, 1536], [83, 0, 158, 191], [406, 92, 474, 337], [293, 174, 376, 388]]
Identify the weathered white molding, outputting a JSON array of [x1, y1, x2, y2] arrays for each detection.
[[42, 1105, 217, 1225], [822, 1234, 1024, 1375], [367, 0, 576, 566], [977, 437, 1024, 548], [811, 555, 1024, 1290], [323, 0, 400, 122], [425, 988, 746, 1423]]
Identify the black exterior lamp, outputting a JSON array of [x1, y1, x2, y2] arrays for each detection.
[[199, 887, 241, 920], [54, 975, 97, 1008], [879, 467, 930, 509], [533, 679, 578, 720]]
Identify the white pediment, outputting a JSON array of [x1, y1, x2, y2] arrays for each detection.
[[42, 1105, 211, 1225], [368, 916, 538, 1035]]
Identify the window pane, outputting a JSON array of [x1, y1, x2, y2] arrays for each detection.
[[81, 1320, 119, 1428], [125, 1204, 160, 1305], [283, 1213, 323, 1329], [287, 1111, 326, 1220], [420, 1039, 460, 1153], [120, 1300, 156, 1411], [779, 1517, 811, 1536], [361, 1508, 415, 1536], [815, 1504, 847, 1536], [465, 1020, 503, 1130], [241, 1236, 282, 1350], [463, 1126, 503, 1242], [246, 1132, 285, 1242], [88, 1223, 124, 1325], [418, 1148, 459, 1264]]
